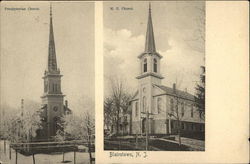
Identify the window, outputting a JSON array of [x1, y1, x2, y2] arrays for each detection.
[[157, 97, 162, 114], [143, 97, 146, 112], [191, 105, 194, 118], [192, 124, 195, 131], [153, 58, 157, 72], [181, 103, 184, 117], [181, 122, 185, 130], [135, 102, 138, 117], [143, 58, 147, 72], [170, 99, 174, 113]]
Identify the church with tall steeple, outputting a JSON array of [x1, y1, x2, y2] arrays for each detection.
[[38, 5, 71, 140], [128, 4, 205, 136]]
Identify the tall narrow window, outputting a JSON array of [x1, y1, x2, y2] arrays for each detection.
[[181, 103, 184, 117], [157, 97, 162, 114], [143, 97, 146, 112], [143, 58, 147, 72], [135, 102, 138, 117], [170, 99, 174, 113], [153, 58, 157, 73], [191, 105, 194, 118]]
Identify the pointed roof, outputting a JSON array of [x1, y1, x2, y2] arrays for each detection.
[[144, 3, 156, 53], [48, 4, 57, 72]]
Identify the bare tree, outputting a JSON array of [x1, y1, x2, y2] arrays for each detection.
[[59, 108, 95, 164], [167, 82, 183, 148], [105, 77, 132, 135], [185, 3, 205, 53], [1, 100, 41, 144], [83, 111, 95, 164], [104, 97, 115, 134]]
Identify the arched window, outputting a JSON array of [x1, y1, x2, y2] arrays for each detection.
[[181, 103, 184, 117], [143, 97, 146, 112], [135, 102, 138, 117], [157, 97, 162, 114], [143, 58, 147, 72], [153, 58, 157, 73], [170, 99, 174, 113]]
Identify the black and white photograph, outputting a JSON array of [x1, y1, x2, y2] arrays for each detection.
[[0, 2, 95, 163], [0, 1, 249, 163], [104, 1, 205, 151]]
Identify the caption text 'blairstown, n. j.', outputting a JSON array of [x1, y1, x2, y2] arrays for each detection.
[[110, 152, 148, 158]]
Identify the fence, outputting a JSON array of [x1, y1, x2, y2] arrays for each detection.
[[0, 140, 95, 164]]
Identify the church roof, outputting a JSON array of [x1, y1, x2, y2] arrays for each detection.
[[155, 84, 195, 101], [144, 3, 156, 53], [130, 85, 195, 102], [47, 4, 58, 72]]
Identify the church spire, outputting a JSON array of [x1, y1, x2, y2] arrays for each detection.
[[48, 4, 57, 72], [144, 2, 156, 53]]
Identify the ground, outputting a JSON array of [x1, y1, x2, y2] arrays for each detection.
[[0, 140, 95, 164], [104, 135, 205, 151]]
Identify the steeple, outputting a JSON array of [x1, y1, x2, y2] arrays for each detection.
[[48, 4, 58, 72], [137, 2, 163, 80], [144, 3, 156, 53]]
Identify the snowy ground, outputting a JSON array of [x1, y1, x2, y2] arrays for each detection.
[[0, 140, 95, 164]]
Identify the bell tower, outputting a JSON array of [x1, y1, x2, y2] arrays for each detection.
[[41, 5, 65, 139], [136, 3, 164, 128]]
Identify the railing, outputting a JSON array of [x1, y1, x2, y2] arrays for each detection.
[[3, 140, 95, 164]]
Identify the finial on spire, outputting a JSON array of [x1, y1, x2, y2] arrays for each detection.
[[149, 2, 151, 13], [48, 2, 57, 72], [50, 3, 52, 17], [144, 2, 156, 53]]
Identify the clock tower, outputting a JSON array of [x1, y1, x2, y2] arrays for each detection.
[[41, 5, 65, 139]]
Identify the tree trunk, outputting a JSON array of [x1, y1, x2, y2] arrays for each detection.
[[15, 150, 18, 164], [32, 154, 35, 164], [87, 118, 93, 164], [62, 152, 65, 162], [9, 144, 11, 159], [4, 140, 6, 154], [74, 150, 76, 164], [116, 107, 120, 135], [177, 121, 182, 148]]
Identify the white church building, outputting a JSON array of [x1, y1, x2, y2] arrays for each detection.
[[128, 4, 205, 136]]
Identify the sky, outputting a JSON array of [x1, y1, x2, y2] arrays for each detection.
[[104, 1, 205, 97], [0, 2, 94, 115]]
